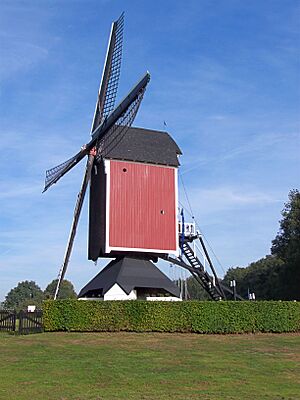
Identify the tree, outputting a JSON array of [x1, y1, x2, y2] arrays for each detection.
[[271, 190, 300, 259], [222, 190, 300, 301], [223, 256, 284, 300], [4, 280, 44, 311], [222, 266, 248, 299], [186, 276, 211, 300], [271, 189, 300, 300], [44, 279, 77, 300]]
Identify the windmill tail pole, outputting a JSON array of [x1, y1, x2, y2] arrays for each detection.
[[54, 150, 96, 299]]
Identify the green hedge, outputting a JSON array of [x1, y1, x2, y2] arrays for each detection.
[[42, 300, 300, 333]]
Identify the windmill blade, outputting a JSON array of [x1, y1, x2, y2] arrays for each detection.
[[90, 71, 150, 145], [43, 147, 88, 193], [91, 12, 124, 133], [43, 71, 150, 192], [96, 84, 146, 158]]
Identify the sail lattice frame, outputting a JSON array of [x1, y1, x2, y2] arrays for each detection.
[[100, 13, 124, 120], [96, 87, 146, 159], [91, 12, 124, 133]]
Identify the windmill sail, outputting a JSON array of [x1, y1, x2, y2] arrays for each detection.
[[96, 86, 146, 158], [43, 148, 88, 192], [43, 72, 150, 192], [91, 12, 124, 133]]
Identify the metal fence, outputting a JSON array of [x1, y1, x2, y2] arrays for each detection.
[[0, 310, 43, 334]]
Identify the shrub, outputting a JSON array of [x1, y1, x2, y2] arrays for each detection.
[[43, 300, 300, 333]]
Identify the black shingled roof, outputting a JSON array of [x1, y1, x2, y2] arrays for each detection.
[[97, 126, 182, 167], [78, 257, 180, 298]]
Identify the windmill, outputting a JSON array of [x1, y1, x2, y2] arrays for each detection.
[[44, 13, 150, 299], [44, 13, 242, 302]]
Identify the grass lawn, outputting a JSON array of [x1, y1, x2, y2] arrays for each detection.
[[0, 332, 299, 400]]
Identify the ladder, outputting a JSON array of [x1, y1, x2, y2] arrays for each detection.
[[181, 241, 224, 301], [164, 227, 244, 300]]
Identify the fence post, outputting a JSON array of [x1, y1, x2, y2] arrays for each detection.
[[18, 311, 23, 334], [13, 310, 16, 332]]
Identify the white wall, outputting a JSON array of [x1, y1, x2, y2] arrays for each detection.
[[78, 286, 181, 301], [78, 297, 103, 301], [146, 296, 182, 302], [104, 283, 137, 301]]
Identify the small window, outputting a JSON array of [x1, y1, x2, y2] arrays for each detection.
[[123, 168, 127, 172]]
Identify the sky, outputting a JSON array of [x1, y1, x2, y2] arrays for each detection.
[[0, 0, 299, 301]]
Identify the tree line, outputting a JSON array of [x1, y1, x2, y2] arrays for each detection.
[[187, 189, 300, 301], [2, 279, 77, 311]]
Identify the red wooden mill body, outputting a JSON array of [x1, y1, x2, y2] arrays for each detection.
[[88, 127, 182, 260]]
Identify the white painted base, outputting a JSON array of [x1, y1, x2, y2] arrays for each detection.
[[146, 296, 182, 301], [78, 297, 103, 301], [104, 283, 137, 301], [78, 284, 181, 302]]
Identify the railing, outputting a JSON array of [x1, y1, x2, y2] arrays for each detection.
[[178, 221, 196, 236]]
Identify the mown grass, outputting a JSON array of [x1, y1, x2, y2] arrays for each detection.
[[0, 332, 299, 399]]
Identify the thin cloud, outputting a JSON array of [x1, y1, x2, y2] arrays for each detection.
[[0, 182, 41, 200], [0, 40, 48, 81], [181, 131, 300, 175], [179, 185, 283, 216]]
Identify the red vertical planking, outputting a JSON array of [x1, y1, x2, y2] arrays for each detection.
[[108, 160, 177, 252]]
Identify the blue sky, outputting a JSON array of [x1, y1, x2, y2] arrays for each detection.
[[0, 0, 299, 301]]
